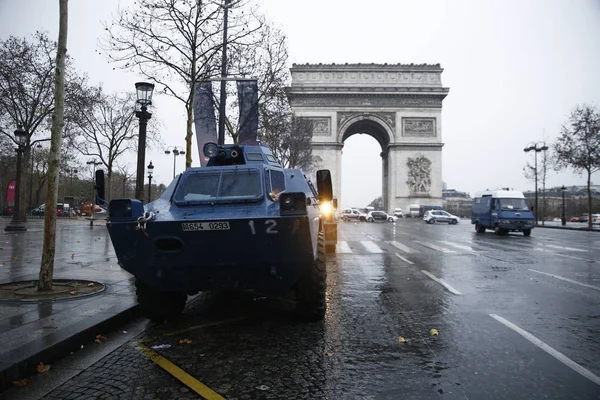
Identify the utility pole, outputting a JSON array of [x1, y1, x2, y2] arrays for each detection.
[[217, 0, 230, 146]]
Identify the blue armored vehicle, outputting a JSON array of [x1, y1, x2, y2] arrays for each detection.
[[105, 142, 334, 322]]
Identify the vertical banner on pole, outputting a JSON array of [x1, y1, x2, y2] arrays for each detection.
[[194, 82, 218, 167], [237, 80, 259, 145]]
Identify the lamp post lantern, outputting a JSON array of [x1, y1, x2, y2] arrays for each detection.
[[524, 142, 548, 225], [5, 127, 27, 232], [164, 146, 185, 179], [134, 82, 154, 201], [147, 161, 154, 203], [561, 185, 567, 226]]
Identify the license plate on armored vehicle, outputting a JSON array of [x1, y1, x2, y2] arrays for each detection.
[[181, 221, 230, 231]]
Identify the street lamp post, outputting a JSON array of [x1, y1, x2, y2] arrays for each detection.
[[86, 159, 101, 227], [65, 167, 78, 195], [164, 146, 186, 179], [524, 142, 548, 225], [147, 161, 154, 203], [5, 127, 27, 232], [561, 185, 567, 226], [28, 143, 42, 213], [134, 82, 155, 201]]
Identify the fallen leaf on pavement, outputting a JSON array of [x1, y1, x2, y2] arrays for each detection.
[[324, 351, 334, 357], [429, 329, 439, 336], [71, 253, 75, 260], [36, 362, 50, 373], [70, 291, 77, 295], [12, 379, 29, 387], [179, 339, 193, 344], [12, 256, 17, 260], [95, 335, 108, 343], [398, 337, 407, 343], [256, 385, 270, 391]]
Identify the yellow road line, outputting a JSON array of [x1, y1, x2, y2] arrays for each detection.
[[164, 316, 252, 337], [136, 343, 226, 400]]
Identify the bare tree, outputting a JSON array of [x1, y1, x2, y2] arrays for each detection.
[[224, 23, 290, 143], [67, 90, 140, 202], [103, 0, 263, 167], [260, 113, 315, 170], [0, 31, 89, 216], [554, 104, 600, 230], [39, 0, 69, 291]]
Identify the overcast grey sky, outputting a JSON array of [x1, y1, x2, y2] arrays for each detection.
[[1, 0, 599, 208]]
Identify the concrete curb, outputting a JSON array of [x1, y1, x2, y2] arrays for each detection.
[[535, 225, 600, 232], [0, 302, 139, 392]]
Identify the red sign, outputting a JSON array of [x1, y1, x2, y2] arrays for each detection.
[[6, 180, 16, 205]]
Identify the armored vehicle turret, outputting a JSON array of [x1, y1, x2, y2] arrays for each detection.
[[105, 142, 335, 322]]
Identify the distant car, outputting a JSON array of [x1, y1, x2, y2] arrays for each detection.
[[570, 216, 580, 222], [591, 214, 600, 224], [552, 217, 561, 222], [393, 208, 404, 218], [424, 210, 459, 224], [340, 208, 366, 222], [366, 211, 397, 222]]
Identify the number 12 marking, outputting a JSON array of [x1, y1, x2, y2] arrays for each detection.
[[248, 220, 278, 235]]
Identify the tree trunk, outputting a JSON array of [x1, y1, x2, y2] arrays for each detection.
[[587, 170, 592, 231], [185, 81, 195, 169], [38, 0, 68, 291]]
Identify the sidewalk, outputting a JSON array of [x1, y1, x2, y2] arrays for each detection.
[[0, 217, 138, 392]]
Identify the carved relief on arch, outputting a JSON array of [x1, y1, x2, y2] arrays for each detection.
[[336, 112, 396, 143]]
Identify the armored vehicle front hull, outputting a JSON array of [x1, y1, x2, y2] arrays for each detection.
[[108, 216, 316, 293]]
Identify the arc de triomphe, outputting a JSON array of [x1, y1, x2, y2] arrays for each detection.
[[286, 63, 450, 214]]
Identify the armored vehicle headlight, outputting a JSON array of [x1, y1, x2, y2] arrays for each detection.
[[203, 142, 219, 158], [280, 192, 307, 216], [320, 202, 333, 216]]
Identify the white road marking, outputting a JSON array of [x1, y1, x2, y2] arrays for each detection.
[[387, 240, 415, 253], [528, 269, 600, 291], [337, 241, 353, 253], [367, 235, 377, 241], [360, 241, 383, 253], [395, 253, 414, 265], [420, 270, 462, 295], [414, 241, 456, 253], [439, 241, 478, 254], [490, 314, 600, 386], [535, 248, 595, 263], [544, 244, 589, 252]]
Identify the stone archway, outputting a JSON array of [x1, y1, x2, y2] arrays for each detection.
[[286, 63, 449, 214]]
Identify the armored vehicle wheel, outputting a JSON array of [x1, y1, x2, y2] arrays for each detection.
[[475, 223, 486, 233], [135, 279, 187, 323], [295, 232, 327, 322], [523, 229, 532, 237]]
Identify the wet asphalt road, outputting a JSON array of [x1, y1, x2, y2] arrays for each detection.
[[38, 220, 600, 399]]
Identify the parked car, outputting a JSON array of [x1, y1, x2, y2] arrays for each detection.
[[579, 214, 589, 223], [393, 208, 404, 218], [424, 210, 459, 224], [340, 208, 366, 222], [591, 214, 600, 224], [570, 216, 580, 222], [366, 211, 397, 222]]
